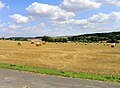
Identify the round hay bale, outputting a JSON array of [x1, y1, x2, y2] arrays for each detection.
[[103, 43, 106, 46], [36, 42, 41, 46], [42, 41, 46, 45], [17, 42, 22, 46], [31, 40, 34, 44], [111, 43, 116, 48]]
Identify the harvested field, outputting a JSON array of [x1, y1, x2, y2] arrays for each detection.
[[0, 40, 120, 76]]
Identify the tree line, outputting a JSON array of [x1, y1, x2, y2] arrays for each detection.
[[1, 32, 120, 43], [68, 32, 120, 43]]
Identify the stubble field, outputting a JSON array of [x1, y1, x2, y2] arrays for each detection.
[[0, 40, 120, 76]]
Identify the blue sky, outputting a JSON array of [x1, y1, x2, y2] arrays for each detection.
[[0, 0, 120, 37]]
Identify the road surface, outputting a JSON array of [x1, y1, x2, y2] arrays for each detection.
[[0, 69, 120, 88]]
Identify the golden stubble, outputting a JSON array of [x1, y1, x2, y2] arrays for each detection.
[[0, 40, 120, 76]]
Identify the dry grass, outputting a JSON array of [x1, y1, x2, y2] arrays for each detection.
[[0, 40, 120, 76]]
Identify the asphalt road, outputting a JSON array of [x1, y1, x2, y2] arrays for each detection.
[[0, 69, 120, 88]]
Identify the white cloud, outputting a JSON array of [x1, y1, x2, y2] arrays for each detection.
[[60, 0, 120, 12], [88, 12, 120, 23], [68, 19, 89, 25], [26, 2, 75, 22], [100, 0, 120, 6], [26, 2, 58, 17], [50, 18, 93, 29], [52, 12, 120, 28], [110, 12, 120, 21], [8, 24, 21, 29], [60, 0, 101, 12], [49, 8, 75, 21], [0, 1, 4, 10], [10, 14, 29, 24], [88, 13, 109, 23], [65, 19, 95, 29], [66, 12, 120, 32]]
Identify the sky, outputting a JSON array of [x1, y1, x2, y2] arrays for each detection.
[[0, 0, 120, 37]]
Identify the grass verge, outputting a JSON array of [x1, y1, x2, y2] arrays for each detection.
[[0, 63, 120, 83]]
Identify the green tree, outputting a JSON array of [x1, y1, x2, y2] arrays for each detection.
[[42, 36, 51, 42]]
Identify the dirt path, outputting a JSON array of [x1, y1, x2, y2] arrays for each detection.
[[0, 69, 120, 88]]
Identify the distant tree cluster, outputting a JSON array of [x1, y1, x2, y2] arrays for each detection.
[[0, 37, 28, 41], [42, 36, 68, 43], [68, 32, 120, 43], [68, 36, 100, 43], [7, 38, 28, 41]]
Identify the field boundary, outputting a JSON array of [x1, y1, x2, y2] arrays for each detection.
[[0, 63, 120, 83]]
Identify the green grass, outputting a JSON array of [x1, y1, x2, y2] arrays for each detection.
[[0, 63, 120, 83]]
